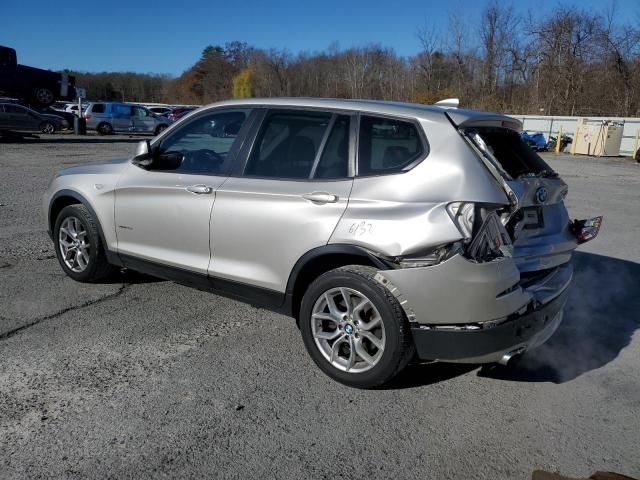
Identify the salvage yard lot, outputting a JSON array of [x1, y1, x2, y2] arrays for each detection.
[[1, 135, 639, 479]]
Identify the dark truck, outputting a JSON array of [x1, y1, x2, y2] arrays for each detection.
[[0, 46, 76, 107]]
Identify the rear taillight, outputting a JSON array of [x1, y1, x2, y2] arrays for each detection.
[[84, 115, 91, 120], [448, 202, 514, 262], [467, 212, 513, 261], [570, 216, 603, 244]]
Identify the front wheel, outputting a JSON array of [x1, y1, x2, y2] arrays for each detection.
[[299, 265, 415, 388], [40, 121, 56, 134], [54, 204, 117, 282]]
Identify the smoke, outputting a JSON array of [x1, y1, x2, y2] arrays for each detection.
[[481, 251, 640, 383]]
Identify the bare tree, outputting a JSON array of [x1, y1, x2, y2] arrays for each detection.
[[67, 4, 640, 117]]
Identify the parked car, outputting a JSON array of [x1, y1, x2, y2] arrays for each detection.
[[0, 102, 66, 133], [43, 98, 602, 388], [37, 106, 75, 129], [0, 45, 76, 107], [521, 131, 548, 151], [62, 103, 87, 115], [147, 106, 173, 116], [84, 102, 170, 135], [167, 106, 198, 122]]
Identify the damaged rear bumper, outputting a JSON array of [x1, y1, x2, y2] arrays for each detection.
[[410, 287, 568, 363], [375, 254, 573, 363]]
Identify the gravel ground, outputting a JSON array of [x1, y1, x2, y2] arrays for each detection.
[[1, 134, 639, 479]]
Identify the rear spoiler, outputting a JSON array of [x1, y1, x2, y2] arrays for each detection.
[[445, 111, 522, 133]]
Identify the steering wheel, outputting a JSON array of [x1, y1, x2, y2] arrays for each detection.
[[182, 149, 224, 173]]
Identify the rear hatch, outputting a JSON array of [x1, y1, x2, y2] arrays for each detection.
[[448, 112, 578, 274]]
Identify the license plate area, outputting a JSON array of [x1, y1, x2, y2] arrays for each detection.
[[507, 206, 544, 240], [522, 207, 544, 230]]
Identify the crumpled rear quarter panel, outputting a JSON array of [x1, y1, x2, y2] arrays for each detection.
[[329, 118, 509, 257], [376, 254, 531, 325]]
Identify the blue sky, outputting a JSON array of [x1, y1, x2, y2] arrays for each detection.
[[2, 0, 638, 75]]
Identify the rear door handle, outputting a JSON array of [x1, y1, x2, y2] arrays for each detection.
[[186, 184, 213, 194], [302, 192, 339, 204]]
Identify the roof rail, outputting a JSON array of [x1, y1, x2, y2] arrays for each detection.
[[434, 98, 460, 108]]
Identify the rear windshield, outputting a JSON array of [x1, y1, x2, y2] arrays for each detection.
[[465, 127, 555, 178]]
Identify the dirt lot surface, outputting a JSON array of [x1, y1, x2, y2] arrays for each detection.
[[1, 134, 639, 479]]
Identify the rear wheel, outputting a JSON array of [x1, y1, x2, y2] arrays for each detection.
[[40, 121, 55, 134], [97, 122, 113, 135], [54, 204, 117, 282], [299, 265, 415, 388]]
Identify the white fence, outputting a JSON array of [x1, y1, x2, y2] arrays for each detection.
[[510, 114, 640, 155]]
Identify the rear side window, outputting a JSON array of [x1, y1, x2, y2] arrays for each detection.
[[245, 111, 331, 179], [91, 104, 105, 113], [465, 127, 554, 178], [358, 116, 424, 176], [133, 106, 148, 117]]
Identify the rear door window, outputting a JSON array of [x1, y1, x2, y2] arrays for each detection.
[[312, 115, 350, 179], [91, 103, 105, 114], [358, 116, 424, 175]]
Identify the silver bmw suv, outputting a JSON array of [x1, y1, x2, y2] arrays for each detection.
[[43, 98, 601, 388]]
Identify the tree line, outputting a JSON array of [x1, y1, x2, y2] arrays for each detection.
[[67, 1, 640, 116]]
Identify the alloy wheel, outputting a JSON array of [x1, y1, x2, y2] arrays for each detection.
[[311, 287, 386, 373], [58, 216, 90, 273]]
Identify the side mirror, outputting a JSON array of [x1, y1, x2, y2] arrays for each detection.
[[132, 140, 154, 168]]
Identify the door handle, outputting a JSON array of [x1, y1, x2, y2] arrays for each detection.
[[186, 184, 213, 194], [302, 192, 339, 204]]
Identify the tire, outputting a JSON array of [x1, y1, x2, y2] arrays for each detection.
[[299, 265, 415, 388], [53, 204, 117, 282], [33, 87, 55, 106], [154, 124, 168, 136], [97, 122, 113, 135], [39, 121, 56, 134]]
